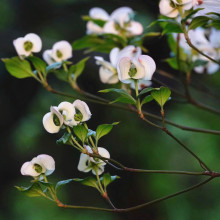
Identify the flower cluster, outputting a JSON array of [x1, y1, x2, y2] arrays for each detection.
[[159, 0, 219, 18], [21, 154, 55, 179], [87, 7, 143, 37], [78, 146, 110, 175], [43, 100, 92, 133], [174, 27, 220, 74], [95, 45, 155, 89], [13, 33, 72, 64]]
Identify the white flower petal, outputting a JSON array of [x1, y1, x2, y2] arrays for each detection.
[[97, 147, 110, 165], [103, 20, 118, 35], [24, 33, 42, 52], [13, 37, 30, 57], [42, 111, 63, 134], [138, 55, 156, 80], [130, 79, 152, 90], [86, 21, 104, 34], [77, 153, 92, 172], [110, 7, 133, 26], [36, 154, 55, 176], [20, 161, 39, 177], [159, 0, 179, 18], [210, 28, 220, 48], [58, 101, 76, 126], [118, 45, 141, 61], [43, 50, 54, 65], [131, 58, 146, 79], [92, 165, 105, 175], [110, 47, 120, 67], [117, 57, 132, 81], [52, 41, 72, 62], [127, 21, 143, 36], [89, 7, 109, 20], [99, 66, 119, 84], [207, 62, 219, 74], [73, 100, 92, 122]]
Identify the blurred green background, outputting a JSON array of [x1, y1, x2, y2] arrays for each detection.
[[1, 0, 220, 219]]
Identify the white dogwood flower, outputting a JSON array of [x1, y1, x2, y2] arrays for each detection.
[[43, 106, 64, 133], [13, 33, 42, 57], [78, 146, 110, 175], [72, 100, 92, 124], [95, 46, 141, 84], [103, 7, 143, 36], [95, 56, 119, 84], [42, 50, 54, 65], [117, 55, 156, 83], [173, 28, 219, 74], [194, 0, 220, 16], [159, 0, 198, 18], [87, 7, 109, 34], [21, 154, 55, 178], [44, 41, 72, 64], [57, 101, 76, 126]]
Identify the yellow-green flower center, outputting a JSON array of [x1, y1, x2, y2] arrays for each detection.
[[24, 41, 33, 52], [34, 163, 43, 173]]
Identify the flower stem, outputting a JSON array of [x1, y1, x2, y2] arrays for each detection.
[[66, 127, 84, 151], [95, 169, 105, 196], [84, 123, 97, 149]]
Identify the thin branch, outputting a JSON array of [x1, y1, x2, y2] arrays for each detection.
[[44, 85, 220, 135], [88, 153, 217, 177], [56, 177, 213, 212]]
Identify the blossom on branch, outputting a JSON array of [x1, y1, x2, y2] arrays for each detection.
[[72, 99, 92, 124], [87, 7, 110, 34], [103, 7, 143, 36], [117, 55, 156, 83], [42, 100, 92, 133], [173, 27, 220, 74], [159, 0, 198, 18], [95, 45, 141, 84], [21, 154, 55, 179], [13, 33, 42, 57], [78, 146, 110, 175], [87, 7, 143, 36], [43, 40, 72, 64]]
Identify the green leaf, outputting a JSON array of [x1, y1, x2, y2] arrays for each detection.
[[148, 19, 183, 34], [55, 179, 73, 191], [100, 173, 120, 190], [138, 87, 155, 97], [68, 57, 90, 82], [2, 56, 33, 79], [96, 122, 119, 142], [15, 182, 44, 197], [56, 132, 72, 145], [165, 57, 190, 72], [82, 15, 106, 27], [54, 69, 70, 82], [189, 16, 210, 29], [99, 88, 136, 105], [28, 56, 46, 75], [72, 34, 126, 53], [151, 86, 171, 108], [73, 177, 99, 190], [73, 124, 88, 143], [162, 22, 183, 35], [182, 8, 204, 23], [191, 59, 208, 69], [141, 95, 154, 106]]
